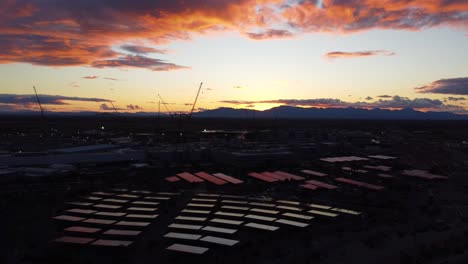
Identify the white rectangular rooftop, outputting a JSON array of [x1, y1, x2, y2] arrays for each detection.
[[200, 236, 239, 246], [65, 226, 101, 233], [245, 222, 279, 231], [215, 211, 244, 217], [115, 221, 150, 227], [176, 216, 207, 222], [104, 229, 141, 236], [201, 226, 237, 234], [169, 223, 202, 230], [210, 218, 243, 225], [164, 232, 202, 240], [91, 239, 133, 247], [95, 211, 126, 217], [250, 208, 279, 215], [275, 219, 308, 227], [166, 243, 209, 254], [125, 214, 158, 219], [182, 209, 211, 214], [283, 212, 314, 220]]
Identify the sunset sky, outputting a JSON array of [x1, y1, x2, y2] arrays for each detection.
[[0, 0, 467, 114]]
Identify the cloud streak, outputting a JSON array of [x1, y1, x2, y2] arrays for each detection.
[[325, 50, 395, 59], [416, 77, 468, 95], [91, 55, 189, 71], [120, 45, 167, 55]]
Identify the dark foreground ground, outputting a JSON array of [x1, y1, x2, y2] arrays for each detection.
[[1, 116, 468, 264]]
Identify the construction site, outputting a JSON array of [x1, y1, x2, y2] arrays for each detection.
[[1, 105, 468, 264]]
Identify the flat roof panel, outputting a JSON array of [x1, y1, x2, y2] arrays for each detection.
[[195, 172, 228, 185], [200, 236, 239, 246], [309, 203, 332, 210], [368, 155, 397, 160], [117, 194, 139, 198], [283, 212, 314, 220], [177, 172, 204, 183], [93, 204, 122, 209], [166, 176, 181, 182], [125, 214, 158, 219], [210, 218, 243, 225], [84, 196, 102, 201], [166, 243, 209, 254], [102, 199, 128, 203], [176, 216, 207, 222], [67, 202, 93, 206], [248, 172, 278, 183], [249, 202, 276, 208], [222, 195, 246, 199], [261, 172, 288, 181], [202, 226, 237, 234], [245, 214, 276, 222], [197, 193, 220, 197], [331, 208, 361, 215], [276, 205, 303, 211], [212, 173, 244, 184], [275, 219, 308, 227], [245, 222, 279, 231], [305, 180, 338, 190], [53, 215, 85, 222], [250, 208, 279, 215], [127, 207, 157, 212], [335, 177, 384, 190], [92, 192, 115, 196], [66, 209, 96, 215], [94, 211, 126, 217], [164, 232, 202, 240], [277, 200, 300, 205], [54, 236, 95, 245], [91, 239, 133, 247], [273, 171, 305, 181], [104, 229, 141, 236], [222, 200, 248, 204], [301, 184, 318, 190], [308, 209, 338, 217], [215, 211, 244, 217], [157, 192, 180, 196], [182, 209, 211, 214], [145, 196, 170, 200], [192, 198, 217, 202], [132, 201, 159, 205], [301, 170, 327, 177], [83, 218, 116, 225], [169, 223, 203, 230], [187, 203, 215, 208], [65, 226, 101, 233], [221, 205, 249, 211], [115, 221, 150, 227]]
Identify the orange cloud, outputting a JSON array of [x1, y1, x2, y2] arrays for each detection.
[[0, 0, 466, 69]]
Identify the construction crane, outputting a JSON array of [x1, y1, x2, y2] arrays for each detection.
[[158, 93, 174, 118], [188, 82, 203, 119], [33, 86, 44, 119], [157, 82, 203, 120]]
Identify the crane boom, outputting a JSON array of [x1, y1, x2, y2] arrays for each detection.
[[189, 82, 203, 118], [33, 86, 44, 119], [158, 93, 173, 117]]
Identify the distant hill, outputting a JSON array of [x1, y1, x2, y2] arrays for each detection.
[[193, 106, 468, 120], [1, 106, 467, 120]]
